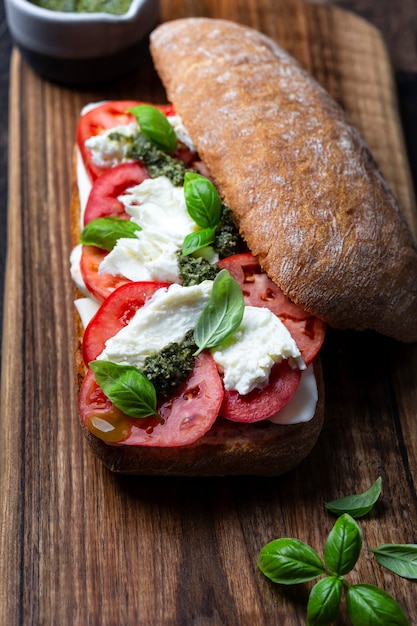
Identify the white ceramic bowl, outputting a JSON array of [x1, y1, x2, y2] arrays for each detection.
[[4, 0, 159, 84]]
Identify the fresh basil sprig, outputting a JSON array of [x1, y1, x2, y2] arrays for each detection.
[[182, 227, 217, 256], [258, 513, 410, 625], [89, 360, 160, 421], [193, 269, 244, 355], [184, 172, 222, 229], [369, 544, 417, 580], [325, 476, 382, 518], [128, 104, 177, 155], [80, 217, 141, 251]]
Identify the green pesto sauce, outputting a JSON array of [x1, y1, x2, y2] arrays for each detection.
[[142, 330, 197, 398], [178, 205, 241, 286], [127, 131, 189, 187], [215, 204, 241, 259], [178, 253, 221, 287], [30, 0, 132, 14]]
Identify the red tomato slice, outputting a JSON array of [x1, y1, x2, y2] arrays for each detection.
[[79, 351, 223, 447], [77, 100, 142, 181], [219, 361, 301, 422], [79, 282, 224, 447], [77, 100, 194, 181], [218, 254, 326, 365], [83, 161, 150, 225], [80, 245, 132, 302], [82, 281, 170, 366]]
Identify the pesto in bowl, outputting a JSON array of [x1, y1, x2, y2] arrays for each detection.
[[30, 0, 133, 14]]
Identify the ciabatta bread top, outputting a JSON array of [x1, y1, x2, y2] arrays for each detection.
[[150, 18, 417, 343]]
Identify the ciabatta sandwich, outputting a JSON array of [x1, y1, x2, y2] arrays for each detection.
[[70, 18, 417, 476]]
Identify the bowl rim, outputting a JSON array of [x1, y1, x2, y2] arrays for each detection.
[[6, 0, 147, 23]]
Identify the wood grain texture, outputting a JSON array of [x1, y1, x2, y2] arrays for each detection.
[[1, 1, 417, 624], [310, 0, 417, 72]]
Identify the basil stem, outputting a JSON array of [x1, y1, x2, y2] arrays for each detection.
[[193, 269, 244, 355], [346, 584, 409, 626], [325, 477, 382, 518], [89, 360, 160, 421], [128, 104, 177, 155], [306, 576, 343, 625], [257, 538, 325, 585], [324, 514, 362, 576], [80, 217, 141, 251]]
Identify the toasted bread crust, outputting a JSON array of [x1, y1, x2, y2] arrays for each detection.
[[79, 359, 325, 476], [150, 18, 417, 342]]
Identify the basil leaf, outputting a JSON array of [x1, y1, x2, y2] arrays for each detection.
[[89, 360, 160, 420], [80, 217, 141, 251], [193, 269, 244, 355], [306, 576, 343, 625], [324, 514, 362, 576], [346, 583, 410, 626], [184, 172, 222, 229], [182, 227, 217, 256], [128, 104, 177, 155], [258, 538, 325, 584], [325, 477, 382, 518], [369, 544, 417, 579]]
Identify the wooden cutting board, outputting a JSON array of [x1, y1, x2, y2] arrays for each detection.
[[1, 1, 417, 624]]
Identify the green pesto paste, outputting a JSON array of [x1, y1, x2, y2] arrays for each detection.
[[142, 330, 197, 398], [31, 0, 133, 15]]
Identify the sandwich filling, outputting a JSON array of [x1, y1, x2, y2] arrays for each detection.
[[72, 101, 325, 445]]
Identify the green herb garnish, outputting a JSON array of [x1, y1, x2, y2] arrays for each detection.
[[181, 173, 240, 258], [80, 217, 141, 251], [369, 544, 417, 580], [89, 360, 160, 421], [258, 513, 410, 625], [128, 104, 177, 155], [193, 269, 244, 355], [325, 476, 382, 518], [183, 172, 222, 230], [258, 538, 325, 584], [307, 576, 343, 625], [346, 584, 409, 626], [182, 227, 217, 256]]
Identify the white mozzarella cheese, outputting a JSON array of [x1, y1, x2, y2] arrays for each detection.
[[97, 281, 213, 369], [70, 244, 89, 296], [210, 306, 305, 395], [99, 176, 198, 283], [74, 297, 101, 329], [84, 123, 137, 169], [167, 115, 197, 152], [268, 364, 318, 425]]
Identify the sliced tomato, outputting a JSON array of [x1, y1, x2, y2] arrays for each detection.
[[218, 253, 326, 365], [219, 361, 301, 422], [82, 281, 170, 366], [77, 100, 194, 181], [80, 245, 132, 302], [79, 286, 224, 447], [77, 100, 142, 181], [83, 161, 150, 225]]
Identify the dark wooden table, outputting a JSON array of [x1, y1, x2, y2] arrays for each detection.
[[1, 1, 417, 625]]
